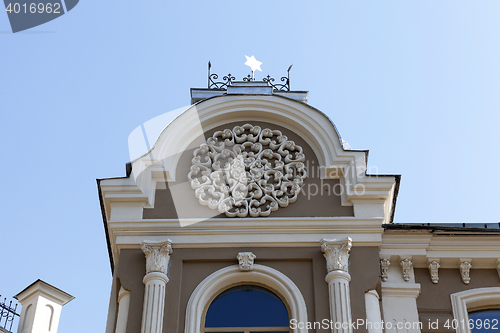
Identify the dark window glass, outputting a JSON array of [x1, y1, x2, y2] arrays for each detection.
[[469, 309, 500, 333], [205, 285, 289, 328]]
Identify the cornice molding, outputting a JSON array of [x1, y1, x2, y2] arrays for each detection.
[[106, 217, 383, 263], [381, 233, 500, 270], [99, 178, 149, 222]]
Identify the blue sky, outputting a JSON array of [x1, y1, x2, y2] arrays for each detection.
[[1, 1, 500, 332]]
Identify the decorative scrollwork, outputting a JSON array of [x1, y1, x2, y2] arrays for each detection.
[[207, 62, 292, 91], [263, 75, 290, 91], [0, 296, 19, 332], [188, 124, 307, 217], [208, 73, 235, 90]]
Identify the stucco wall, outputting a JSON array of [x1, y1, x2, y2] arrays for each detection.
[[114, 246, 380, 333]]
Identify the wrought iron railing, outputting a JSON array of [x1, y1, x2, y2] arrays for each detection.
[[208, 62, 292, 91], [0, 296, 20, 333], [262, 74, 290, 92]]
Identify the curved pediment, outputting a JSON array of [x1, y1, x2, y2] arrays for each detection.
[[98, 92, 399, 263], [127, 94, 397, 220], [134, 94, 350, 183]]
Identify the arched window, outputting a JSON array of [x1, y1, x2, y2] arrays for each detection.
[[469, 308, 500, 333], [184, 264, 307, 333], [451, 287, 500, 333], [203, 284, 290, 333]]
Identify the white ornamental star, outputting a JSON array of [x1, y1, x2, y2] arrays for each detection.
[[244, 55, 262, 73]]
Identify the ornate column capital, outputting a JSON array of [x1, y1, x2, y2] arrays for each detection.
[[237, 252, 256, 271], [320, 237, 352, 273], [141, 240, 173, 276]]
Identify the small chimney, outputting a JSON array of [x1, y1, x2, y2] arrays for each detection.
[[14, 280, 74, 333]]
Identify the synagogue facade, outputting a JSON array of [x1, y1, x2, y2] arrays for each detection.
[[97, 75, 500, 333]]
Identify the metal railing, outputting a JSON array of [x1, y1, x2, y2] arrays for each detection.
[[207, 62, 292, 91], [0, 296, 20, 333]]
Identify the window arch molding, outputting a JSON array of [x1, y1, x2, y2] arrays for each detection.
[[184, 264, 308, 333], [451, 287, 500, 333]]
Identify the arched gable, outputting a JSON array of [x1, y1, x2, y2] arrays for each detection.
[[130, 94, 397, 216]]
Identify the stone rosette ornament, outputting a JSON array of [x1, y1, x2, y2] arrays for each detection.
[[188, 124, 307, 217]]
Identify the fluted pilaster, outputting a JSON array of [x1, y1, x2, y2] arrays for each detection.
[[321, 237, 353, 333], [115, 286, 131, 333], [140, 240, 172, 333]]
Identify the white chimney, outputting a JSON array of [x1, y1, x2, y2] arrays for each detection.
[[14, 280, 74, 333]]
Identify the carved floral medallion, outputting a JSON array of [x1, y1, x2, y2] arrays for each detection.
[[188, 124, 307, 217]]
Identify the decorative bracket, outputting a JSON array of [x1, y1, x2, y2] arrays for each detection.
[[460, 259, 472, 284], [428, 259, 440, 284], [380, 258, 390, 282], [320, 237, 352, 273], [497, 259, 500, 280], [141, 240, 173, 276], [400, 257, 413, 282]]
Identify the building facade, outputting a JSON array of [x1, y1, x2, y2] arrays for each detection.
[[98, 79, 500, 333]]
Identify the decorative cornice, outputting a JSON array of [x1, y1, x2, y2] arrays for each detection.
[[381, 233, 500, 267], [141, 240, 173, 276], [320, 237, 352, 273], [107, 219, 385, 266], [428, 259, 440, 284], [400, 258, 412, 282], [237, 252, 256, 271], [459, 259, 472, 284], [380, 259, 390, 282]]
